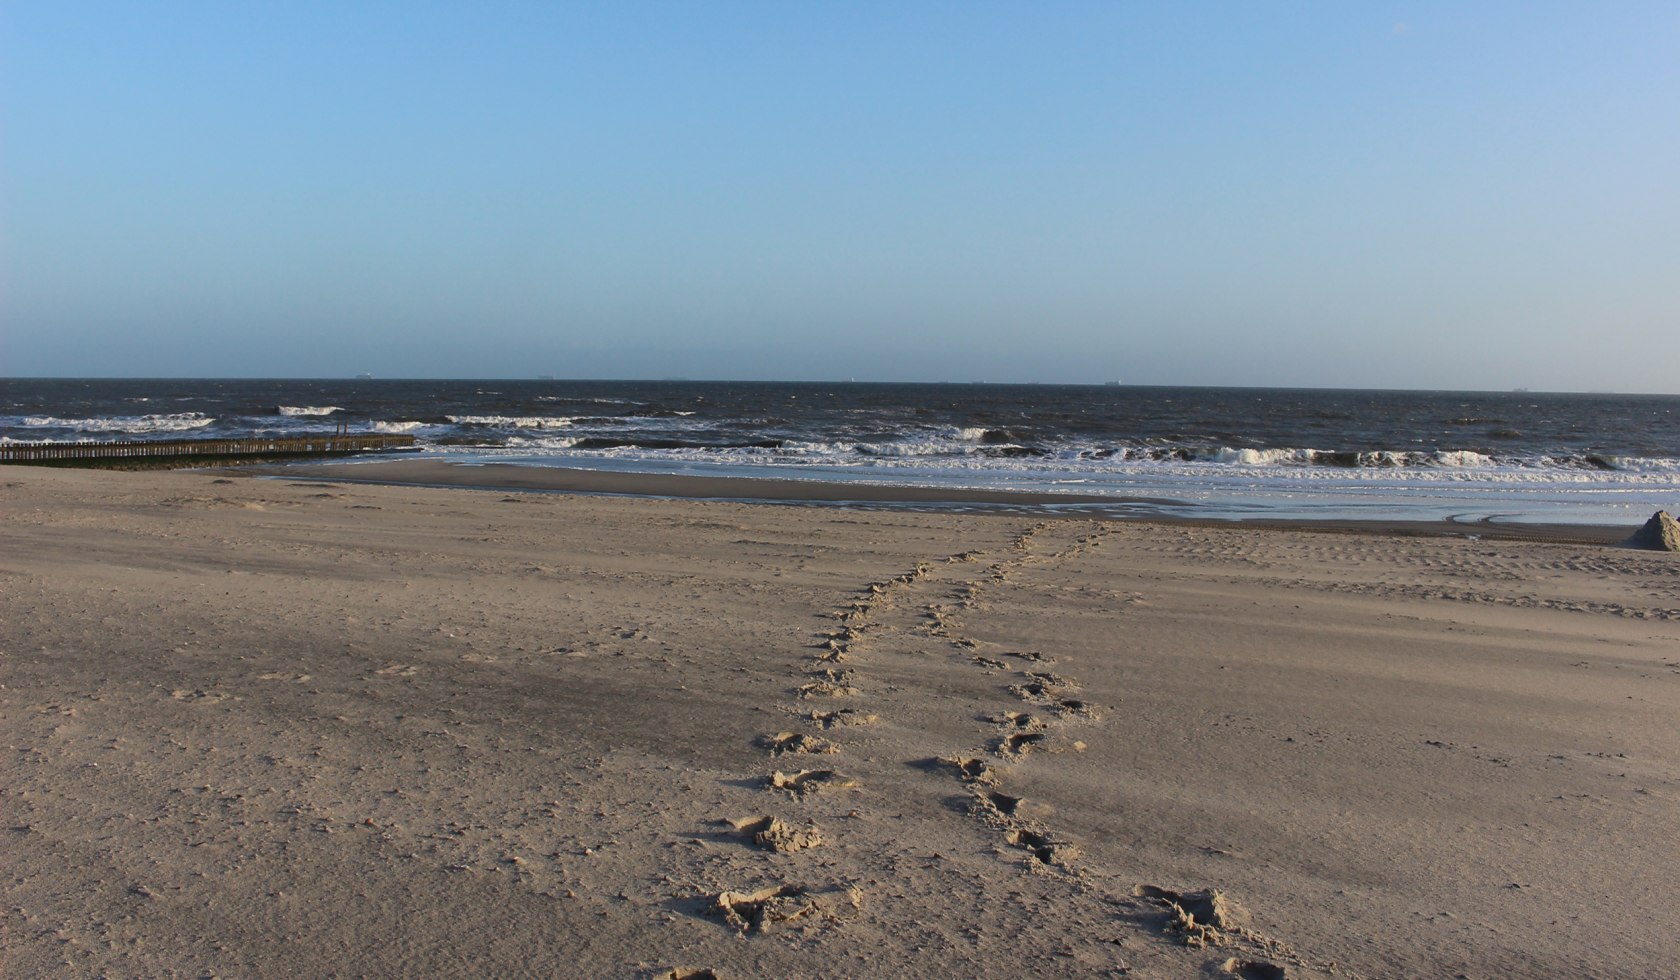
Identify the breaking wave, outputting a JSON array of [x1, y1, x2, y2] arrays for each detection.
[[18, 413, 215, 435]]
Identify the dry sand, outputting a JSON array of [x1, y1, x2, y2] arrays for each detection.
[[2, 464, 1676, 978]]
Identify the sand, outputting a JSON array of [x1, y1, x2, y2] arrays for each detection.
[[2, 463, 1677, 978]]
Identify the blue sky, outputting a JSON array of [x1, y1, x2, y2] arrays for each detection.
[[3, 2, 1676, 390]]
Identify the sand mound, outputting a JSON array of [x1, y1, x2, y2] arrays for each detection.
[[1623, 510, 1680, 551]]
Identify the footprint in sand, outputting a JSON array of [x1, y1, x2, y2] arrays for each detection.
[[721, 815, 826, 853], [758, 732, 839, 756], [767, 769, 859, 797], [1009, 671, 1081, 704], [971, 789, 1024, 818], [1222, 958, 1287, 980], [805, 708, 878, 729], [994, 731, 1051, 758], [708, 883, 861, 935], [169, 689, 230, 703], [796, 679, 856, 699], [1135, 884, 1253, 945], [937, 756, 999, 786], [256, 672, 312, 683], [374, 663, 420, 677], [1007, 826, 1081, 866]]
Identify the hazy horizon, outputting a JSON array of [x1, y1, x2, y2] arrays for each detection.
[[4, 3, 1676, 392], [8, 374, 1678, 399]]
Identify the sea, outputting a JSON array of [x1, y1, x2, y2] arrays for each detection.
[[4, 378, 1678, 527]]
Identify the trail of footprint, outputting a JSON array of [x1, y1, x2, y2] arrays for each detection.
[[946, 522, 1314, 975], [706, 553, 963, 942], [919, 522, 1115, 873]]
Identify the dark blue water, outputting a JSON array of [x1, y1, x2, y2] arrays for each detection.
[[5, 378, 1678, 523]]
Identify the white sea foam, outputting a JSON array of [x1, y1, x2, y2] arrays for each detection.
[[1602, 456, 1680, 474], [501, 435, 583, 450], [1211, 447, 1316, 466], [1429, 450, 1495, 468], [370, 420, 425, 433], [21, 413, 215, 434], [278, 405, 342, 417], [447, 415, 578, 428]]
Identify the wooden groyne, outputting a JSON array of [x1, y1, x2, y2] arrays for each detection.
[[0, 431, 417, 468]]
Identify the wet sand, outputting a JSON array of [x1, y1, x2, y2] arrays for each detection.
[[266, 457, 1632, 545], [3, 464, 1676, 977]]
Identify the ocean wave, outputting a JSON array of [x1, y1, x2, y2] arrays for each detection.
[[370, 420, 426, 433], [439, 437, 1680, 485], [436, 424, 1679, 479], [277, 405, 342, 416], [19, 413, 215, 434], [504, 435, 581, 449], [447, 415, 579, 428]]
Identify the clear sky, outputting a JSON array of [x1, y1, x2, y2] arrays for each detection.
[[2, 2, 1676, 391]]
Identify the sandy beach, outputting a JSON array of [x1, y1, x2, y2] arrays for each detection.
[[3, 463, 1677, 978]]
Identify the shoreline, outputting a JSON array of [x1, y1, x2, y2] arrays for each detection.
[[252, 457, 1635, 546]]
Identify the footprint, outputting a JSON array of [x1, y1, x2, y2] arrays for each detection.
[[767, 769, 859, 798], [1134, 885, 1251, 944], [708, 883, 861, 935], [971, 790, 1024, 818], [169, 689, 229, 703], [796, 680, 856, 699], [1007, 827, 1080, 866], [1052, 698, 1097, 719], [759, 732, 839, 756], [994, 731, 1049, 758], [724, 816, 825, 853], [375, 664, 420, 677], [1009, 672, 1080, 703], [937, 756, 999, 785], [256, 672, 312, 682], [805, 666, 854, 682], [1222, 958, 1287, 980], [806, 709, 878, 729]]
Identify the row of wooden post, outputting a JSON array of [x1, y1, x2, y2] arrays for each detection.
[[0, 432, 416, 463]]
